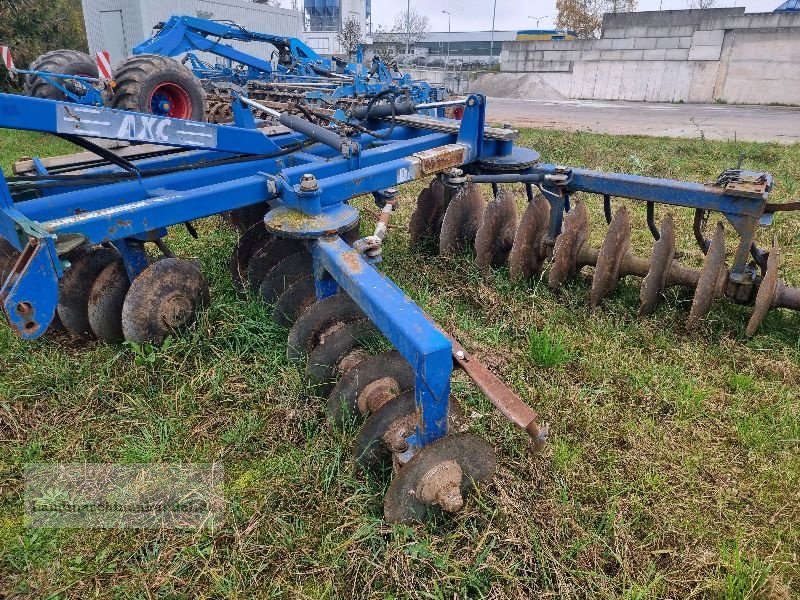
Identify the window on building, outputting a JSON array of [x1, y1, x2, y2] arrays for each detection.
[[306, 37, 331, 52]]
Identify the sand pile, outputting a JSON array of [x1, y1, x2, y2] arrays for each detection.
[[470, 72, 566, 101]]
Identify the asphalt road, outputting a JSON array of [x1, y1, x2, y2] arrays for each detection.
[[484, 97, 800, 143]]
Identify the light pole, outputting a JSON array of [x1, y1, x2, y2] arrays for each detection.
[[442, 10, 451, 68], [405, 0, 411, 58], [527, 15, 551, 28], [489, 0, 497, 65]]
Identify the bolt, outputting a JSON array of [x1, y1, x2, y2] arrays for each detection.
[[16, 302, 32, 316], [299, 174, 318, 192], [455, 350, 465, 360]]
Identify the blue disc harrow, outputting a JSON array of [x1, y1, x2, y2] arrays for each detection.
[[0, 89, 796, 522]]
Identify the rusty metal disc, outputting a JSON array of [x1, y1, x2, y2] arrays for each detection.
[[305, 319, 383, 396], [229, 221, 272, 293], [353, 390, 416, 478], [87, 259, 131, 342], [352, 391, 464, 479], [0, 239, 19, 283], [341, 218, 362, 246], [326, 350, 415, 427], [746, 240, 780, 337], [639, 214, 676, 316], [222, 202, 269, 234], [272, 274, 317, 327], [474, 189, 518, 270], [57, 247, 119, 339], [439, 183, 485, 256], [287, 294, 365, 363], [207, 100, 233, 124], [383, 432, 496, 524], [409, 178, 449, 250], [590, 206, 631, 306], [508, 194, 550, 283], [548, 201, 589, 289], [686, 222, 727, 331], [259, 251, 312, 305], [121, 258, 210, 344], [247, 238, 306, 291]]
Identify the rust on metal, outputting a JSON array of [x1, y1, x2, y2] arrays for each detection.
[[747, 239, 780, 337], [444, 332, 549, 449], [474, 189, 518, 270], [590, 206, 631, 306], [341, 249, 364, 274], [508, 194, 550, 282], [412, 144, 467, 176], [416, 460, 464, 513], [687, 222, 728, 330]]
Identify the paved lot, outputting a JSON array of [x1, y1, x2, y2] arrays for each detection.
[[484, 97, 800, 143]]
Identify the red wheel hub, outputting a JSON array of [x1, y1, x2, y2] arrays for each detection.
[[149, 83, 192, 119]]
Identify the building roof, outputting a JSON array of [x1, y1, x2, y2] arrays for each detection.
[[374, 30, 517, 43], [774, 0, 800, 10]]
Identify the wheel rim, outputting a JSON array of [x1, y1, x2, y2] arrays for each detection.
[[149, 83, 192, 119]]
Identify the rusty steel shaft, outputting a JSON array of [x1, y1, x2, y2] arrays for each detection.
[[444, 333, 549, 451]]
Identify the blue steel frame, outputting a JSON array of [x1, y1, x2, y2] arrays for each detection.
[[478, 164, 773, 285], [0, 90, 776, 458], [0, 93, 491, 454], [133, 16, 444, 104], [6, 69, 105, 107]]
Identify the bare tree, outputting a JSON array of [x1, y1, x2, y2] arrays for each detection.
[[687, 0, 717, 8], [392, 9, 431, 51], [336, 16, 365, 56], [290, 0, 300, 10], [556, 0, 638, 39], [372, 24, 403, 58]]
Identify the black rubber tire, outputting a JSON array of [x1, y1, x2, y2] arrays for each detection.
[[24, 49, 99, 101], [110, 54, 206, 121]]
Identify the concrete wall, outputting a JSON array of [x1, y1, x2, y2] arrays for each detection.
[[499, 9, 800, 104], [602, 7, 743, 29]]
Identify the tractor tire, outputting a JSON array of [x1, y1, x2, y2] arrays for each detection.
[[24, 49, 99, 101], [110, 54, 206, 121]]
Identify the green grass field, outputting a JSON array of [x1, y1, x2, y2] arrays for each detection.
[[1, 128, 798, 599]]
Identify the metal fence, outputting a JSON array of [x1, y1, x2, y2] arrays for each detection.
[[404, 66, 492, 95]]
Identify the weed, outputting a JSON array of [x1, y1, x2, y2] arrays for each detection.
[[526, 328, 571, 367]]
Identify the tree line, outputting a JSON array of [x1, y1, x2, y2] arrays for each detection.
[[0, 0, 87, 67]]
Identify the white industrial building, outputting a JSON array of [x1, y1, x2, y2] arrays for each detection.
[[80, 0, 370, 65], [302, 0, 369, 55], [80, 0, 303, 65]]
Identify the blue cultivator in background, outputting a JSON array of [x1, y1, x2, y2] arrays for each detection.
[[11, 15, 448, 124], [1, 87, 796, 522]]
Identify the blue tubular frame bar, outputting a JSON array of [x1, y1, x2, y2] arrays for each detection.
[[0, 93, 496, 340], [517, 163, 771, 276], [312, 237, 451, 446], [0, 94, 281, 155]]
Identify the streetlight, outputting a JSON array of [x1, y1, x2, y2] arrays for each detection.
[[489, 0, 497, 66], [442, 10, 451, 69], [527, 15, 551, 28], [405, 0, 411, 57]]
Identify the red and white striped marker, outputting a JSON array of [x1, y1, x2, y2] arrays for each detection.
[[0, 46, 16, 74], [95, 50, 112, 80]]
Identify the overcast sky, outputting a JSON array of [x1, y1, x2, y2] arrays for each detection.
[[280, 0, 784, 32]]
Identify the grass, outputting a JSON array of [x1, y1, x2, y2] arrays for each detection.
[[1, 127, 799, 598]]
